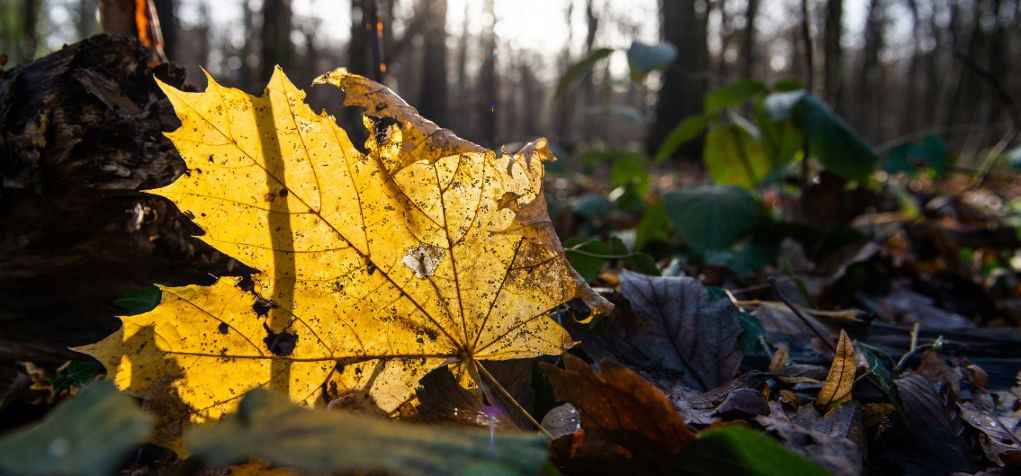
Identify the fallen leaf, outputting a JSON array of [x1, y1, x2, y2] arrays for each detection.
[[186, 389, 548, 476], [574, 270, 743, 392], [541, 355, 695, 474], [769, 344, 790, 373], [959, 391, 1021, 465], [815, 330, 855, 412], [0, 381, 153, 476], [755, 404, 862, 476], [78, 67, 606, 435], [416, 365, 519, 431], [874, 374, 971, 475]]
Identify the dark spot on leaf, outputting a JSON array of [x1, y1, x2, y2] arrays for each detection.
[[262, 323, 298, 356], [424, 328, 438, 341], [252, 298, 275, 317], [335, 360, 346, 373], [279, 188, 289, 197], [370, 116, 399, 144], [416, 337, 424, 344], [237, 274, 255, 292], [208, 155, 215, 162], [367, 262, 377, 275], [217, 322, 229, 334]]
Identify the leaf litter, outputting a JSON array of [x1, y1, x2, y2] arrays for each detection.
[[4, 64, 1019, 476]]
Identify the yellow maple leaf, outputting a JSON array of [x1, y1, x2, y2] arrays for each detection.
[[76, 67, 609, 440]]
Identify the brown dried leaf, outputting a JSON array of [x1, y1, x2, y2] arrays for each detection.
[[540, 355, 695, 474], [816, 330, 856, 412]]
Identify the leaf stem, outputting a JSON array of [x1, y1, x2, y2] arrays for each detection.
[[475, 360, 554, 440], [565, 247, 636, 260]]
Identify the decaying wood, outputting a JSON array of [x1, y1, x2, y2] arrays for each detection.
[[0, 35, 243, 366]]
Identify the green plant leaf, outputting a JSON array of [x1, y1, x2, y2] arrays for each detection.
[[654, 115, 707, 163], [857, 343, 901, 411], [764, 90, 877, 184], [704, 241, 777, 276], [636, 199, 668, 250], [703, 123, 771, 189], [50, 361, 104, 392], [671, 426, 831, 476], [609, 236, 661, 276], [113, 284, 162, 315], [0, 382, 153, 476], [610, 154, 651, 195], [738, 311, 766, 353], [663, 185, 761, 253], [565, 237, 612, 282], [884, 135, 949, 176], [186, 389, 547, 476], [626, 41, 677, 81], [573, 193, 612, 219], [705, 80, 767, 114], [553, 47, 615, 99]]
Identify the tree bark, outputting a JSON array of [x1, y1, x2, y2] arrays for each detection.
[[823, 0, 843, 111], [479, 0, 498, 146], [18, 0, 38, 64], [417, 0, 449, 127], [648, 0, 709, 156], [740, 0, 759, 79], [0, 35, 243, 364], [154, 0, 178, 61], [260, 0, 293, 82]]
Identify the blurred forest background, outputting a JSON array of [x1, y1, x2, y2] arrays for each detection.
[[1, 0, 1017, 159]]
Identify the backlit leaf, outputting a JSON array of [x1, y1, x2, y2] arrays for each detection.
[[703, 123, 771, 189], [77, 67, 608, 443]]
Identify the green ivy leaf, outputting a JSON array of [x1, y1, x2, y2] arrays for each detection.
[[884, 135, 949, 176], [664, 185, 761, 253], [764, 90, 877, 184], [565, 238, 612, 282]]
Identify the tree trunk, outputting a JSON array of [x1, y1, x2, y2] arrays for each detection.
[[823, 0, 843, 111], [857, 0, 885, 139], [417, 0, 449, 127], [348, 1, 370, 77], [76, 0, 100, 39], [19, 0, 38, 64], [479, 0, 498, 146], [740, 0, 759, 79], [0, 35, 243, 365], [648, 0, 709, 156], [260, 0, 293, 82], [154, 0, 178, 60]]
